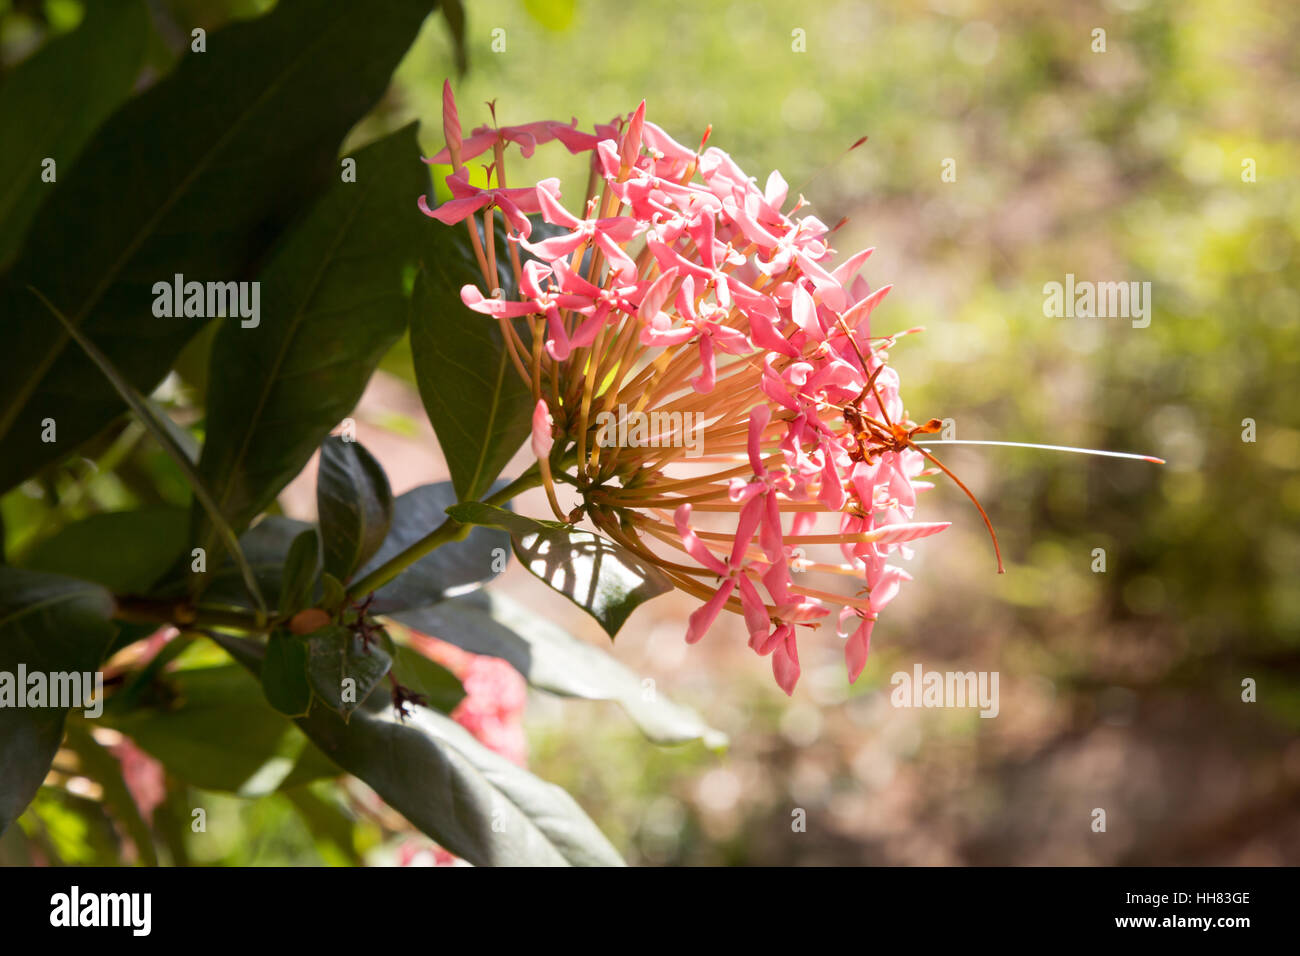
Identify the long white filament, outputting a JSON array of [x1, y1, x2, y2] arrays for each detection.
[[917, 440, 1165, 464]]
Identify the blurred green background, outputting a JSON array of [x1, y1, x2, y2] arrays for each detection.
[[2, 0, 1297, 865]]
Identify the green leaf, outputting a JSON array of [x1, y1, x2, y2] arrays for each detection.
[[262, 631, 313, 717], [395, 592, 726, 747], [439, 0, 468, 76], [449, 503, 673, 637], [306, 697, 625, 866], [0, 567, 116, 834], [199, 516, 310, 612], [316, 437, 394, 584], [353, 482, 511, 613], [514, 528, 673, 637], [213, 631, 624, 866], [305, 625, 391, 720], [106, 664, 337, 797], [410, 225, 534, 503], [0, 0, 149, 269], [320, 572, 347, 616], [193, 124, 427, 570], [278, 529, 322, 619], [0, 0, 439, 494], [445, 500, 566, 536], [27, 287, 265, 617], [322, 692, 626, 866], [390, 643, 466, 715], [18, 506, 188, 594]]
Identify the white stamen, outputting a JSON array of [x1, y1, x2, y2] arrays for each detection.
[[917, 440, 1164, 464]]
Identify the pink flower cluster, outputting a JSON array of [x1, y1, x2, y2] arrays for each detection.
[[421, 83, 954, 695]]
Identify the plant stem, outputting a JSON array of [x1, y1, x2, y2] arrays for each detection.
[[343, 468, 545, 602], [113, 596, 268, 633]]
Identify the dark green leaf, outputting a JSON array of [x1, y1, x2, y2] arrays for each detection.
[[27, 287, 265, 616], [353, 482, 511, 613], [193, 125, 427, 571], [445, 500, 566, 535], [410, 225, 534, 503], [0, 0, 438, 493], [440, 0, 468, 76], [279, 529, 321, 619], [514, 528, 673, 637], [213, 631, 624, 866], [396, 592, 726, 746], [320, 572, 347, 616], [18, 506, 188, 594], [262, 631, 313, 717], [316, 436, 394, 583], [106, 664, 337, 796], [305, 625, 391, 720], [450, 503, 673, 637], [0, 0, 149, 269], [304, 693, 623, 866], [390, 643, 465, 715], [0, 567, 116, 834], [199, 516, 311, 611]]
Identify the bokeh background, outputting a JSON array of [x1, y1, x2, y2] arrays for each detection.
[[2, 0, 1297, 865]]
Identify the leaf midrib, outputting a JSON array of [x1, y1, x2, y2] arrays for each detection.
[[0, 3, 364, 442], [0, 586, 107, 632], [201, 168, 382, 553], [424, 252, 516, 500]]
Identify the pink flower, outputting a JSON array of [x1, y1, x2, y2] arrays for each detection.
[[418, 169, 556, 238], [522, 181, 642, 280], [531, 399, 554, 459], [420, 84, 983, 694]]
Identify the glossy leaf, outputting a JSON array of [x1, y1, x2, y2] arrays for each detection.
[[396, 592, 726, 747], [514, 529, 673, 637], [262, 631, 313, 717], [445, 500, 566, 536], [0, 568, 117, 834], [18, 506, 189, 594], [310, 697, 624, 865], [0, 0, 149, 269], [390, 643, 466, 715], [193, 125, 426, 570], [278, 529, 322, 619], [200, 516, 311, 611], [353, 482, 511, 613], [448, 502, 673, 637], [213, 631, 624, 866], [28, 287, 266, 615], [440, 0, 468, 76], [0, 0, 438, 493], [316, 437, 394, 584], [409, 225, 534, 503], [305, 625, 391, 720], [106, 664, 337, 797]]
